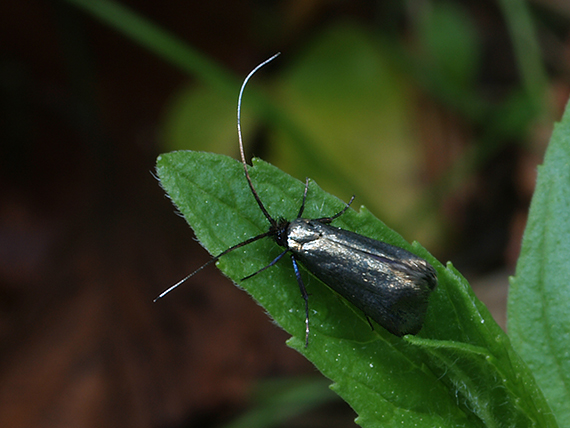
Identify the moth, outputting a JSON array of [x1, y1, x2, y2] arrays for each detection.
[[156, 53, 438, 345]]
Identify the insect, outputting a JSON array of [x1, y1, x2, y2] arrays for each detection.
[[155, 53, 438, 346]]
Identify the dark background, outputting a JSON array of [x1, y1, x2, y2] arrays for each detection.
[[1, 1, 570, 427]]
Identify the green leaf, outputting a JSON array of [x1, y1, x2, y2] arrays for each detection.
[[157, 151, 556, 427], [508, 101, 570, 425]]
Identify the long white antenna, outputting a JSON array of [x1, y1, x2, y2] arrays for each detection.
[[237, 52, 281, 166], [154, 53, 281, 301], [236, 52, 281, 225]]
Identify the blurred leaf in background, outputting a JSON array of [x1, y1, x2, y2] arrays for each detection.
[[161, 85, 237, 154]]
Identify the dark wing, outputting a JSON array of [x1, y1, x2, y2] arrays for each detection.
[[290, 220, 437, 336]]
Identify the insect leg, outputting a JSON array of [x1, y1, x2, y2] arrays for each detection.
[[290, 255, 310, 347], [242, 248, 289, 280]]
